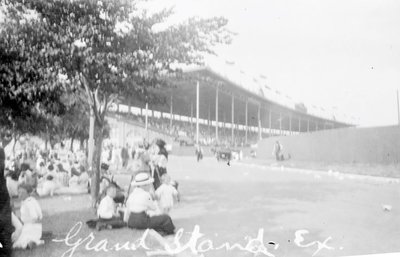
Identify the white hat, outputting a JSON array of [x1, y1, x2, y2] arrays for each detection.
[[131, 172, 154, 186]]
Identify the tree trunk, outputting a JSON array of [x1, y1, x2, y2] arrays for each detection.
[[90, 123, 104, 207], [80, 137, 85, 151], [70, 136, 75, 152]]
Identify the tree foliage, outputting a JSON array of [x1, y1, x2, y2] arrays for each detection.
[[0, 2, 68, 141], [1, 0, 232, 199]]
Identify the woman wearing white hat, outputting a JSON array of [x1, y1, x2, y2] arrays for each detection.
[[123, 172, 175, 236]]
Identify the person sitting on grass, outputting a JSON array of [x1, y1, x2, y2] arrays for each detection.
[[96, 185, 125, 231], [12, 184, 44, 249], [18, 163, 37, 189], [155, 174, 179, 215], [124, 172, 175, 236], [36, 174, 60, 197], [68, 166, 89, 192], [56, 163, 69, 187]]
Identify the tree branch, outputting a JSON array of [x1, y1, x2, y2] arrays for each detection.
[[80, 73, 94, 107]]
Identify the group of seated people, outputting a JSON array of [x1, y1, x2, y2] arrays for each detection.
[[4, 158, 90, 250], [5, 159, 90, 199], [3, 138, 180, 251], [92, 139, 180, 236], [94, 172, 179, 235]]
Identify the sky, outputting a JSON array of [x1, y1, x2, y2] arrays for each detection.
[[147, 0, 400, 127]]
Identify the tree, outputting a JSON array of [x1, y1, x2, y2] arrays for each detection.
[[1, 0, 232, 204], [0, 1, 69, 147]]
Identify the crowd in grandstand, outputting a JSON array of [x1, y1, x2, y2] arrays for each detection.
[[116, 111, 261, 147]]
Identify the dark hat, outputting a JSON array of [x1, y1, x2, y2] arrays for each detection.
[[155, 139, 166, 148], [101, 163, 109, 170], [20, 163, 31, 172], [57, 163, 67, 172], [79, 165, 85, 173], [71, 167, 80, 177]]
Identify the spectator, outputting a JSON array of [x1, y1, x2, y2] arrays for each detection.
[[124, 173, 175, 236], [155, 174, 179, 214], [272, 141, 283, 161], [96, 185, 125, 230], [13, 184, 44, 249]]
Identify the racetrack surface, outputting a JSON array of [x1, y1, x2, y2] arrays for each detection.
[[12, 156, 400, 257]]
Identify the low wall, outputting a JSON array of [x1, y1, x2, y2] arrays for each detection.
[[169, 145, 253, 157], [257, 125, 400, 164]]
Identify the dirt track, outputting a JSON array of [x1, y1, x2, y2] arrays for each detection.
[[12, 156, 400, 257]]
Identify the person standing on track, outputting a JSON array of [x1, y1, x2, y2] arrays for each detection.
[[195, 144, 203, 162], [272, 141, 283, 161]]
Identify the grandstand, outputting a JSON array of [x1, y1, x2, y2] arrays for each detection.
[[107, 59, 354, 146]]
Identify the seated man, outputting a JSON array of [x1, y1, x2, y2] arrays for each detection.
[[96, 185, 125, 231]]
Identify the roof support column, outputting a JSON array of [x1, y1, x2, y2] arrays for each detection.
[[196, 81, 200, 145], [231, 94, 235, 144], [245, 99, 248, 144], [208, 104, 211, 137], [215, 85, 219, 143], [307, 119, 310, 132], [258, 104, 262, 141], [269, 108, 272, 137], [298, 117, 301, 134], [145, 102, 148, 133], [289, 114, 292, 135], [279, 112, 282, 135], [190, 103, 193, 133]]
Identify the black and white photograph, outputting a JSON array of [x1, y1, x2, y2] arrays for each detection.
[[0, 0, 399, 257]]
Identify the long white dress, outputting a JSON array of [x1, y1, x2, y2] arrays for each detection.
[[13, 197, 44, 249]]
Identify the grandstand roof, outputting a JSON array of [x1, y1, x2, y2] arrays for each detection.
[[180, 59, 354, 126], [122, 60, 353, 132]]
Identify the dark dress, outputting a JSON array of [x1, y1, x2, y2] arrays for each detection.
[[127, 212, 175, 235], [153, 148, 168, 190], [152, 166, 167, 190], [125, 187, 175, 235]]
